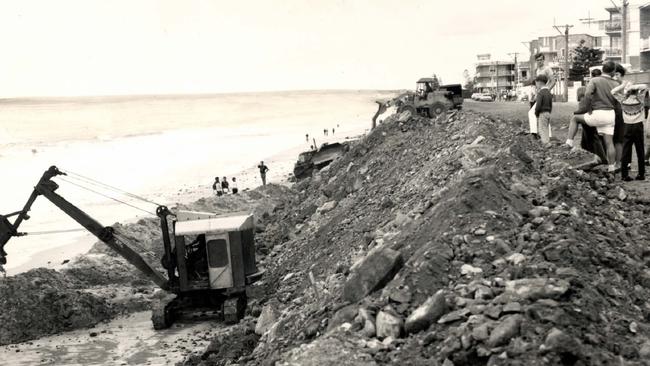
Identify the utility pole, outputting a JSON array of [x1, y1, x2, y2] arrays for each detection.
[[623, 0, 628, 64], [579, 11, 594, 28], [508, 52, 520, 89], [554, 24, 573, 102], [611, 0, 630, 64]]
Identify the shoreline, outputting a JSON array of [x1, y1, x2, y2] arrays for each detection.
[[6, 128, 366, 276]]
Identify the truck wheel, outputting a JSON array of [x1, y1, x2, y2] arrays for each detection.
[[429, 103, 447, 117]]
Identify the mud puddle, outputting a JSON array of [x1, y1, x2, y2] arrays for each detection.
[[0, 311, 226, 365]]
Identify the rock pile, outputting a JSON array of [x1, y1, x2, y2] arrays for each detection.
[[188, 109, 650, 365]]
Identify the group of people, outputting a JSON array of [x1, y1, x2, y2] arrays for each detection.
[[527, 53, 647, 181], [213, 161, 269, 197], [212, 176, 238, 196]]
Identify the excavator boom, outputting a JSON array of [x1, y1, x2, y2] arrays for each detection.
[[0, 166, 169, 290]]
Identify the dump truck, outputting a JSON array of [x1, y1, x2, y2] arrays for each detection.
[[0, 166, 264, 329]]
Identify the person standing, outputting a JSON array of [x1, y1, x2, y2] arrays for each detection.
[[212, 177, 223, 197], [613, 63, 631, 169], [534, 74, 553, 144], [305, 133, 309, 142], [527, 53, 556, 138], [565, 61, 619, 172], [612, 83, 646, 180], [221, 176, 230, 194], [231, 177, 239, 194], [258, 161, 269, 186]]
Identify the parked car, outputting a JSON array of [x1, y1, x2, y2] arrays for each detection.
[[477, 93, 494, 102], [470, 93, 481, 101]]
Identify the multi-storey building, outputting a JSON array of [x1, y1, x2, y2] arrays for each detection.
[[474, 54, 516, 94]]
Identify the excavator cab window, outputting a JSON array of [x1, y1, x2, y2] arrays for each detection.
[[185, 234, 208, 280]]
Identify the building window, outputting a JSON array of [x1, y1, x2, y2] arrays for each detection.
[[522, 70, 528, 78]]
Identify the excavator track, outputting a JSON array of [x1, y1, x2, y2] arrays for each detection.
[[223, 293, 247, 325], [151, 296, 177, 330]]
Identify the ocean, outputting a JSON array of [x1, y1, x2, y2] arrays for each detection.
[[0, 90, 393, 274]]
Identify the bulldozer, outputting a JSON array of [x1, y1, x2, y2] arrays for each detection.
[[380, 79, 463, 119], [0, 166, 264, 329], [293, 142, 349, 180]]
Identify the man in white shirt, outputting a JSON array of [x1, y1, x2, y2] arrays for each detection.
[[527, 53, 556, 138]]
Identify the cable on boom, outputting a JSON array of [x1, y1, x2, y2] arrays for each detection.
[[60, 168, 162, 206], [58, 177, 156, 216]]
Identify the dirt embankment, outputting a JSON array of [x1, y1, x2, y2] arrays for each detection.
[[0, 185, 292, 346], [183, 108, 650, 365]]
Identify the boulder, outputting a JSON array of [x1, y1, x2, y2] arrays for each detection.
[[539, 328, 583, 359], [343, 246, 403, 303], [357, 308, 376, 338], [404, 290, 448, 334], [255, 303, 279, 335], [317, 201, 338, 214], [486, 314, 523, 347], [376, 309, 403, 339], [504, 278, 570, 300]]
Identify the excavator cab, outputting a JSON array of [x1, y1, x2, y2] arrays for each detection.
[[172, 212, 259, 292]]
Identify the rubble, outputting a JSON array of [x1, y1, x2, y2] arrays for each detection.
[[7, 104, 650, 365], [229, 108, 650, 366]]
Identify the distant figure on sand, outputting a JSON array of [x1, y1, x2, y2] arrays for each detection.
[[323, 128, 328, 136], [231, 177, 239, 194], [221, 176, 230, 194], [332, 128, 335, 135], [258, 161, 269, 186], [305, 133, 309, 142], [212, 177, 223, 196]]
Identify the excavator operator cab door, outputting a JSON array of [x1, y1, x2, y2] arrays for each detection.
[[174, 214, 257, 293]]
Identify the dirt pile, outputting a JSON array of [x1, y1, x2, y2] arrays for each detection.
[[189, 109, 650, 365], [0, 268, 115, 345]]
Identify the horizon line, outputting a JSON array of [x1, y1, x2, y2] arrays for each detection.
[[0, 88, 406, 102]]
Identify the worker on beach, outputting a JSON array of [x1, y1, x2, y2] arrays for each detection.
[[212, 177, 223, 196], [258, 161, 269, 186], [221, 176, 230, 194], [305, 133, 309, 142], [231, 177, 239, 194]]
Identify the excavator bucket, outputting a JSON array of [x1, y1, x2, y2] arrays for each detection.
[[372, 100, 388, 129], [0, 215, 15, 265]]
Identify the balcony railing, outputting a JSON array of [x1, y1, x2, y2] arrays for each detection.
[[605, 22, 622, 33], [642, 37, 650, 52], [603, 47, 623, 57]]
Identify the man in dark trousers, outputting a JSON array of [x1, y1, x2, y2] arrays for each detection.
[[534, 74, 552, 144], [258, 161, 269, 186]]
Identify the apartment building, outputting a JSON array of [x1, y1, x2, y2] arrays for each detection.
[[474, 54, 516, 94]]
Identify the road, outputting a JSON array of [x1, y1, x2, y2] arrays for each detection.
[[464, 99, 579, 141]]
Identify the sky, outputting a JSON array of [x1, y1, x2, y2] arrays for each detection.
[[0, 0, 627, 97]]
